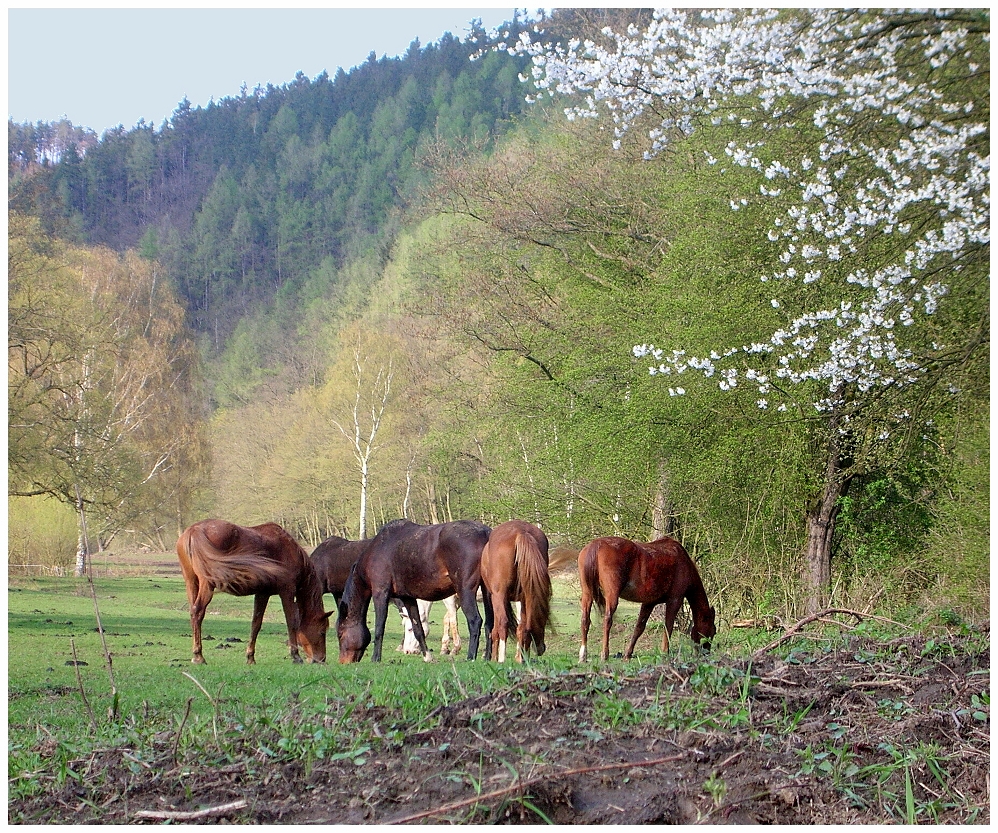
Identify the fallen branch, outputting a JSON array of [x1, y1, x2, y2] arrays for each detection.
[[387, 753, 684, 824], [751, 608, 910, 661], [134, 799, 248, 822]]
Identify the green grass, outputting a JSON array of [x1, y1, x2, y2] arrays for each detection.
[[7, 571, 719, 776]]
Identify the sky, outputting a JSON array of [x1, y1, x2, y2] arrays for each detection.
[[7, 6, 527, 136]]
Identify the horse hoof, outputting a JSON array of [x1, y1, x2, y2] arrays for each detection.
[[192, 656, 206, 665], [292, 656, 303, 664]]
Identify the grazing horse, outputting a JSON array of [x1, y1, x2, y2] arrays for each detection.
[[337, 519, 492, 663], [177, 519, 331, 665], [578, 535, 716, 662], [310, 535, 372, 603], [310, 533, 462, 656], [481, 520, 552, 663]]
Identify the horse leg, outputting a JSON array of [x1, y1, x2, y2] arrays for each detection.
[[458, 585, 484, 660], [402, 597, 432, 661], [480, 587, 493, 660], [624, 602, 657, 660], [491, 593, 508, 663], [515, 601, 530, 663], [247, 593, 270, 664], [418, 599, 432, 654], [277, 592, 304, 664], [395, 599, 419, 654], [661, 597, 683, 654], [579, 586, 593, 663], [601, 595, 619, 662], [371, 591, 391, 663], [189, 582, 214, 665], [442, 596, 460, 656]]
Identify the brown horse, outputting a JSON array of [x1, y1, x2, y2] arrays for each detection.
[[481, 520, 552, 663], [177, 519, 331, 665], [309, 535, 372, 603], [337, 519, 492, 663], [311, 533, 462, 656], [578, 535, 716, 662]]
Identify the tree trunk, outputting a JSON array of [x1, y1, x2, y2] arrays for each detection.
[[651, 461, 675, 541], [803, 412, 852, 615], [74, 484, 89, 577], [359, 458, 369, 539]]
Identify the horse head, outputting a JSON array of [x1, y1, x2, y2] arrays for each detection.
[[691, 605, 717, 652], [336, 565, 372, 663], [297, 610, 333, 663]]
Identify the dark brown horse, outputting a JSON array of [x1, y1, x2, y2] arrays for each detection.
[[309, 535, 372, 602], [578, 535, 716, 662], [177, 519, 331, 665], [480, 520, 552, 663], [337, 519, 492, 663], [310, 532, 462, 655]]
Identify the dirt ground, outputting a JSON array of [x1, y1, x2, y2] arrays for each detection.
[[12, 625, 989, 825]]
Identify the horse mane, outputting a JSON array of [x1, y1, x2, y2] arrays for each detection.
[[652, 536, 711, 613]]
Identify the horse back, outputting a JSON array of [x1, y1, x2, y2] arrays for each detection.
[[178, 519, 303, 596], [645, 536, 702, 587], [311, 536, 370, 596], [362, 519, 490, 600]]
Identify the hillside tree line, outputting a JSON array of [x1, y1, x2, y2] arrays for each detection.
[[8, 9, 988, 620]]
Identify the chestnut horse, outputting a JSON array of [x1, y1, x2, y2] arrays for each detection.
[[177, 519, 331, 665], [578, 536, 716, 662], [337, 519, 492, 663], [481, 520, 552, 663], [310, 533, 462, 656]]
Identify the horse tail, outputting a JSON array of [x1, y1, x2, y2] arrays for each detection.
[[514, 532, 552, 634], [182, 520, 289, 595], [579, 539, 605, 609], [547, 544, 577, 575]]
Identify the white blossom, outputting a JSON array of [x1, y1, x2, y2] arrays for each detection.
[[510, 9, 987, 414]]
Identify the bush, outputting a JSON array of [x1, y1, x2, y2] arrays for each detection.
[[7, 496, 77, 573]]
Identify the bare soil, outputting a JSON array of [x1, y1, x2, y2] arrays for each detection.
[[11, 626, 989, 825]]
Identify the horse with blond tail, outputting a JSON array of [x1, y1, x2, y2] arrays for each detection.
[[177, 519, 331, 665], [481, 520, 553, 662]]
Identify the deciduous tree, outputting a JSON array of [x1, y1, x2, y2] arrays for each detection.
[[511, 9, 989, 612]]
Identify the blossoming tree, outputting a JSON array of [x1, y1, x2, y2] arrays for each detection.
[[507, 9, 989, 612]]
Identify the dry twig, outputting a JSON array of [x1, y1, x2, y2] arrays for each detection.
[[751, 608, 910, 661], [134, 798, 248, 822]]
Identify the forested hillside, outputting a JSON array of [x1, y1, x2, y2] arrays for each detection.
[[8, 9, 988, 622]]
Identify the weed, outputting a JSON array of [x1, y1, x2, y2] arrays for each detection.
[[702, 773, 727, 806], [592, 692, 639, 729]]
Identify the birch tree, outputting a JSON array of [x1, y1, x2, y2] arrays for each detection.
[[9, 215, 208, 572], [328, 351, 395, 539], [507, 9, 989, 612]]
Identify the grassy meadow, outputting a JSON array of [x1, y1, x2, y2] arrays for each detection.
[[7, 558, 989, 824], [8, 563, 727, 798]]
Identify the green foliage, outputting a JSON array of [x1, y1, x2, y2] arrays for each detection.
[[8, 11, 987, 622], [7, 496, 78, 571]]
